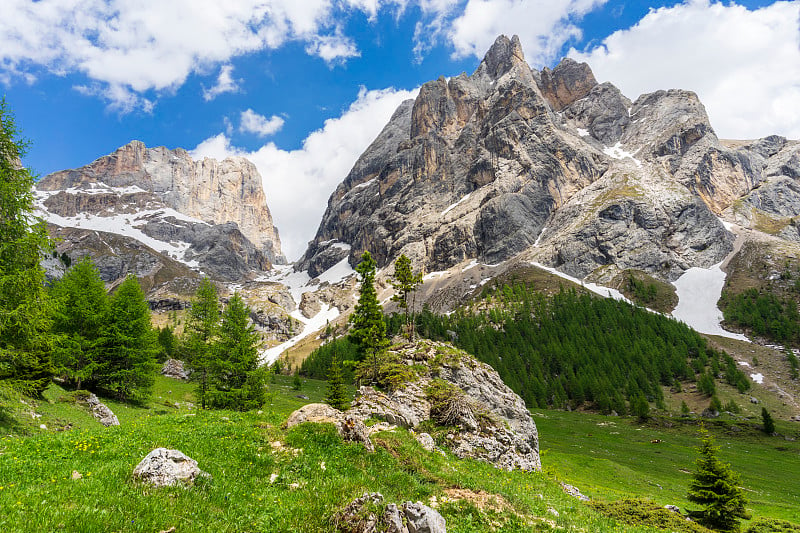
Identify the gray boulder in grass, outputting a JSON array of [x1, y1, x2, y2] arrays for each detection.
[[132, 448, 209, 487]]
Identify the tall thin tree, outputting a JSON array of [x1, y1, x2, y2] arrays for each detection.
[[349, 251, 388, 383], [390, 254, 423, 340], [183, 278, 220, 409]]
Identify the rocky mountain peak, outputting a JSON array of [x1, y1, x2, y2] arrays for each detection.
[[301, 34, 799, 287], [38, 141, 283, 264], [539, 57, 598, 111], [475, 34, 527, 80]]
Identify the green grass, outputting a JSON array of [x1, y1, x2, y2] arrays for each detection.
[[3, 374, 800, 532], [535, 410, 800, 526], [0, 374, 707, 533]]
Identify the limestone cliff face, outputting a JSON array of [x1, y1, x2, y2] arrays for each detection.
[[301, 34, 799, 282], [38, 141, 283, 264], [36, 141, 282, 283]]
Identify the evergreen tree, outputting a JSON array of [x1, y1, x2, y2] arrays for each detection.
[[349, 251, 388, 382], [390, 254, 422, 339], [49, 257, 108, 389], [0, 99, 54, 396], [761, 407, 775, 435], [157, 326, 176, 362], [96, 276, 158, 402], [183, 278, 220, 409], [687, 429, 749, 531], [325, 356, 350, 410], [209, 292, 265, 410]]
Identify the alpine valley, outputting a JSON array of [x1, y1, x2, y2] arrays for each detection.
[[6, 34, 800, 532]]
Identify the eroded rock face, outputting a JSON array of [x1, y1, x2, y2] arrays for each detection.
[[36, 141, 282, 285], [300, 33, 773, 284], [161, 359, 189, 381], [349, 340, 540, 472], [38, 141, 282, 261], [132, 448, 208, 487]]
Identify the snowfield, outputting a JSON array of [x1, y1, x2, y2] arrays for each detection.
[[671, 263, 749, 341]]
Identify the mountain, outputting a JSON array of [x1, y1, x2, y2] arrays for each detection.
[[299, 35, 800, 285], [36, 141, 284, 286]]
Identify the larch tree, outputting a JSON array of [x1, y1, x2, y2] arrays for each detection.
[[183, 278, 220, 409], [96, 275, 158, 402], [348, 251, 388, 383], [210, 292, 266, 410], [324, 356, 350, 411], [0, 98, 54, 396], [49, 257, 108, 389], [390, 254, 423, 340], [687, 428, 749, 531]]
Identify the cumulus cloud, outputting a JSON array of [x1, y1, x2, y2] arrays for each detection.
[[191, 86, 418, 260], [0, 0, 374, 110], [203, 65, 240, 101], [240, 109, 286, 137], [570, 0, 800, 140], [446, 0, 607, 66], [304, 32, 361, 64]]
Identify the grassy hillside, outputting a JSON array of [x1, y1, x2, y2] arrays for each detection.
[[0, 374, 700, 533], [3, 372, 800, 531]]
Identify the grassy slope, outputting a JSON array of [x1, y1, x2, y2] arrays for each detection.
[[537, 410, 800, 524], [2, 373, 744, 533]]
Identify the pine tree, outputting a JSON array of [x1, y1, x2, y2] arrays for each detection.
[[209, 292, 265, 410], [157, 326, 176, 362], [183, 278, 220, 409], [0, 99, 55, 396], [390, 254, 422, 339], [761, 407, 775, 435], [349, 251, 388, 383], [49, 257, 108, 389], [325, 356, 350, 410], [95, 276, 158, 402], [687, 429, 749, 531]]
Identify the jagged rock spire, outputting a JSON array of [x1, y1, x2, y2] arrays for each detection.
[[476, 34, 527, 79]]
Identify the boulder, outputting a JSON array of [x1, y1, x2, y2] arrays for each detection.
[[132, 448, 208, 487], [349, 340, 540, 472], [299, 292, 322, 318], [414, 432, 436, 452], [85, 393, 119, 427], [286, 403, 374, 452], [335, 493, 447, 533], [161, 359, 189, 380], [402, 502, 446, 533]]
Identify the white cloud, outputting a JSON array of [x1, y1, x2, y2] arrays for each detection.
[[0, 0, 374, 111], [192, 86, 418, 260], [203, 65, 240, 101], [570, 0, 800, 140], [240, 109, 286, 137], [446, 0, 607, 66], [304, 32, 361, 64]]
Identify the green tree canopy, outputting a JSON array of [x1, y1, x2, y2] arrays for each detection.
[[49, 257, 108, 389], [96, 276, 158, 402], [0, 98, 54, 396], [349, 251, 388, 383], [183, 278, 220, 409], [390, 254, 422, 339], [687, 429, 749, 531], [209, 292, 266, 410], [324, 356, 350, 411]]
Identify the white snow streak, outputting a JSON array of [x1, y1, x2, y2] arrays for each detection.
[[603, 142, 642, 167], [750, 373, 764, 384], [531, 262, 629, 302], [576, 128, 590, 137], [259, 303, 340, 365], [441, 193, 471, 216], [671, 263, 749, 341]]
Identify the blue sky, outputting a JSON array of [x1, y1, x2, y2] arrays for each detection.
[[2, 0, 799, 259]]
